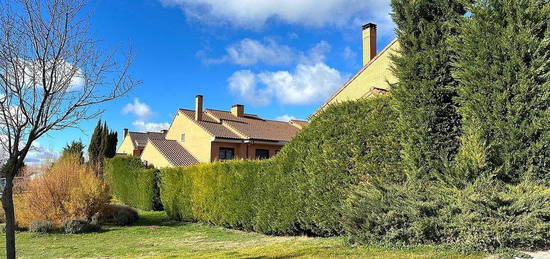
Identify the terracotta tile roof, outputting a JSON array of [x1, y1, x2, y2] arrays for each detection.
[[148, 139, 199, 166], [206, 109, 304, 142], [178, 108, 307, 142], [128, 131, 166, 147], [179, 109, 242, 139]]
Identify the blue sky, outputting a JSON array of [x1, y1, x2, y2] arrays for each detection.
[[28, 0, 396, 162]]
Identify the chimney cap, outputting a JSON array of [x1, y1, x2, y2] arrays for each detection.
[[231, 104, 243, 107], [362, 23, 377, 30]]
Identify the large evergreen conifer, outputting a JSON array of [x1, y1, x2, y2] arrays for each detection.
[[390, 0, 467, 180], [88, 120, 103, 167], [453, 0, 550, 184]]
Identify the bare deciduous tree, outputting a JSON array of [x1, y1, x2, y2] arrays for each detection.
[[0, 0, 139, 257]]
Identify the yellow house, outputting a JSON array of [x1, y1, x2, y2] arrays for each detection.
[[313, 23, 399, 116], [118, 95, 307, 168], [116, 130, 167, 157]]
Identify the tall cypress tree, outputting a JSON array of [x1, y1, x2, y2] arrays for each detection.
[[104, 131, 118, 158], [453, 0, 550, 184], [99, 122, 118, 159], [100, 121, 109, 159], [390, 0, 467, 180], [88, 120, 103, 166]]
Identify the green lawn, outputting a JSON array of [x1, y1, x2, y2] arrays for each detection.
[[0, 211, 484, 258]]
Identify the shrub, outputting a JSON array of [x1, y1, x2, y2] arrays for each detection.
[[63, 219, 93, 234], [343, 181, 453, 246], [343, 177, 550, 252], [16, 155, 110, 228], [97, 204, 139, 226], [449, 178, 550, 252], [105, 157, 162, 211], [28, 220, 54, 234]]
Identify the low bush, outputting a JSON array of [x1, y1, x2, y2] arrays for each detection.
[[343, 181, 453, 246], [97, 204, 139, 226], [28, 220, 54, 234], [343, 177, 550, 252], [450, 178, 550, 252], [105, 157, 162, 211], [63, 219, 94, 234], [16, 155, 110, 228]]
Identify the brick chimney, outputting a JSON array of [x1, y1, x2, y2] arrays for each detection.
[[123, 128, 128, 138], [231, 104, 244, 117], [362, 23, 377, 66], [195, 95, 203, 121]]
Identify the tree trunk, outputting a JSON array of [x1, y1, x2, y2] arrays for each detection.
[[1, 175, 16, 259]]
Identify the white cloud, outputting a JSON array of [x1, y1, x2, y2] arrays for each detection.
[[205, 38, 295, 66], [160, 0, 393, 35], [25, 141, 58, 164], [229, 63, 344, 106], [204, 39, 331, 68], [228, 41, 345, 105], [275, 115, 296, 122], [262, 63, 344, 104], [122, 98, 153, 120], [121, 99, 169, 133], [132, 121, 170, 132], [228, 70, 271, 105]]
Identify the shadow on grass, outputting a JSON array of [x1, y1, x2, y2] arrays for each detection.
[[130, 210, 193, 228]]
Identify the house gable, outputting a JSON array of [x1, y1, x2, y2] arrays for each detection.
[[140, 140, 173, 168], [313, 39, 399, 116], [116, 134, 135, 155], [165, 111, 214, 163]]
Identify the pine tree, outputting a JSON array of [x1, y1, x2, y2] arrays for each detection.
[[61, 140, 85, 163], [453, 0, 550, 184], [390, 0, 468, 180], [88, 120, 103, 167]]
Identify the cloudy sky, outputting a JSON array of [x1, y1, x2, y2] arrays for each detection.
[[31, 0, 395, 162]]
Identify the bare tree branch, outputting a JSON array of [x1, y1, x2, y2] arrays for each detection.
[[0, 0, 139, 257]]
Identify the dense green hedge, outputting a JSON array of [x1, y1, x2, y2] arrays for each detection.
[[105, 157, 162, 211], [256, 95, 401, 236], [157, 93, 549, 252], [161, 161, 263, 230], [160, 95, 401, 235]]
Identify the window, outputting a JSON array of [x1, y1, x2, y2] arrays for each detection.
[[219, 148, 235, 161], [180, 134, 185, 142], [255, 149, 269, 160]]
